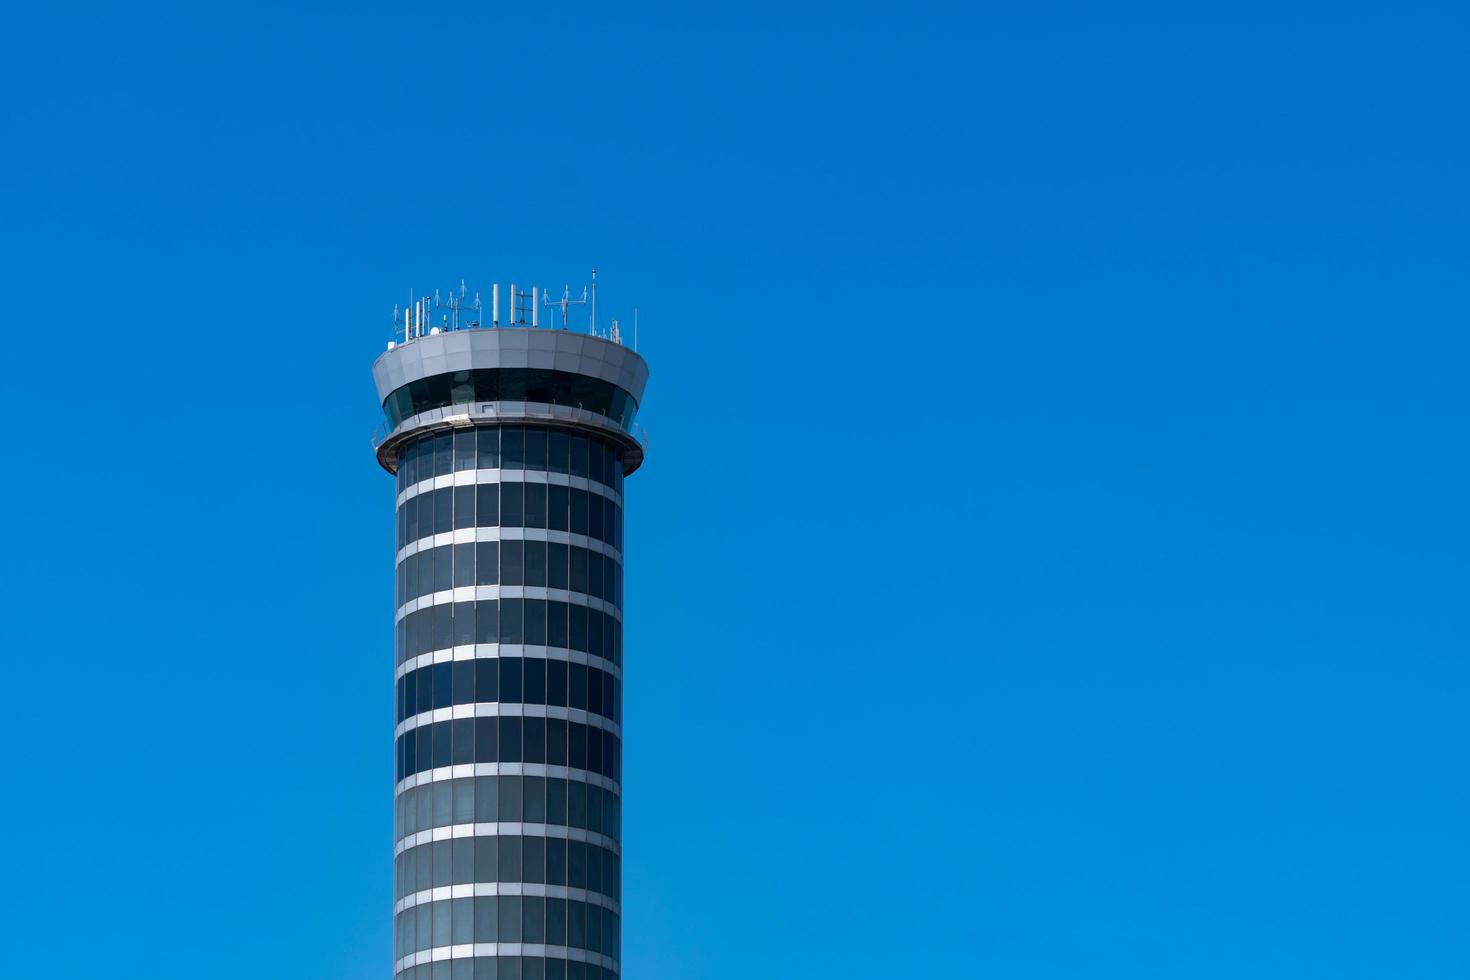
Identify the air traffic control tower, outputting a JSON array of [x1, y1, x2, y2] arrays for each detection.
[[371, 278, 647, 980]]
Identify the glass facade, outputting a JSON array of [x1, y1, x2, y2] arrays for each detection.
[[384, 372, 639, 431], [389, 421, 628, 979]]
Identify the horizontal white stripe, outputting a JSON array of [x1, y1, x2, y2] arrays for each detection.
[[396, 646, 621, 683], [394, 942, 618, 975], [395, 587, 621, 624], [395, 526, 622, 566], [394, 882, 619, 917], [397, 467, 623, 509], [395, 763, 620, 798], [395, 702, 621, 740], [394, 822, 619, 858]]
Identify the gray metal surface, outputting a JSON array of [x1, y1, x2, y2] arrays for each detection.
[[371, 328, 650, 405]]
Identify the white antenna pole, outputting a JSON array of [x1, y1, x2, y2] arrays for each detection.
[[492, 283, 499, 326], [404, 308, 410, 343], [510, 282, 516, 324], [590, 269, 597, 334], [532, 287, 539, 327]]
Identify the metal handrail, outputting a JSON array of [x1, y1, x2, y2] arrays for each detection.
[[371, 407, 648, 452]]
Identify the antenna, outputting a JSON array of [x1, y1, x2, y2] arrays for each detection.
[[545, 284, 587, 331], [590, 268, 597, 334], [492, 283, 500, 326], [532, 287, 539, 328]]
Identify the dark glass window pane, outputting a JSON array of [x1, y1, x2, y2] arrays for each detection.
[[524, 428, 547, 471], [587, 609, 603, 659], [547, 660, 568, 707], [475, 541, 499, 586], [569, 489, 588, 537], [452, 661, 475, 705], [523, 894, 546, 943], [588, 493, 603, 542], [502, 428, 525, 469], [523, 541, 547, 588], [453, 543, 475, 588], [500, 598, 524, 644], [586, 666, 602, 717], [433, 719, 452, 768], [383, 372, 639, 431], [547, 431, 570, 474], [434, 487, 454, 535], [500, 775, 522, 821], [602, 443, 618, 488], [501, 540, 524, 587], [524, 483, 547, 528], [547, 840, 568, 888], [587, 552, 602, 602], [453, 601, 475, 646], [569, 436, 589, 478], [476, 484, 499, 527], [501, 482, 524, 526], [416, 667, 433, 714], [433, 662, 453, 709], [524, 716, 546, 764], [523, 657, 546, 704], [406, 495, 421, 542], [475, 658, 498, 702], [568, 721, 586, 771], [434, 547, 453, 593], [524, 598, 547, 646], [499, 717, 522, 762], [523, 775, 546, 823], [547, 600, 568, 648], [454, 429, 477, 472], [548, 485, 569, 532], [499, 657, 523, 703], [546, 777, 567, 826], [569, 604, 588, 651], [498, 895, 522, 943], [546, 718, 568, 767], [453, 486, 476, 529], [547, 543, 568, 591], [540, 899, 561, 952], [452, 718, 474, 764], [433, 433, 452, 476], [474, 599, 498, 644], [568, 780, 587, 829], [477, 426, 500, 469], [569, 548, 588, 595], [569, 665, 588, 712], [498, 835, 522, 880], [475, 836, 498, 883], [474, 717, 497, 763]]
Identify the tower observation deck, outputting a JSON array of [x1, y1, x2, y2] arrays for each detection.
[[371, 277, 648, 980]]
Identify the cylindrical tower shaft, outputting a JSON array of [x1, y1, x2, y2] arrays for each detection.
[[372, 324, 648, 980]]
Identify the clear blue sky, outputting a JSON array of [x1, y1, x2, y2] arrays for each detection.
[[1, 2, 1466, 977]]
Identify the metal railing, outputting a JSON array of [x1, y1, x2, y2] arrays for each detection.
[[370, 407, 648, 452]]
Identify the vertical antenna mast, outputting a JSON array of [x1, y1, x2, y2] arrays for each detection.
[[545, 284, 587, 331], [590, 268, 597, 334]]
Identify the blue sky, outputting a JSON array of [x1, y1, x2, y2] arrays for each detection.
[[1, 2, 1467, 977]]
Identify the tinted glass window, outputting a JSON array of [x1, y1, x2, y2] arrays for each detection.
[[454, 429, 477, 471], [502, 428, 525, 469]]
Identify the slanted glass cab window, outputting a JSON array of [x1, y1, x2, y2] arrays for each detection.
[[382, 368, 639, 431]]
